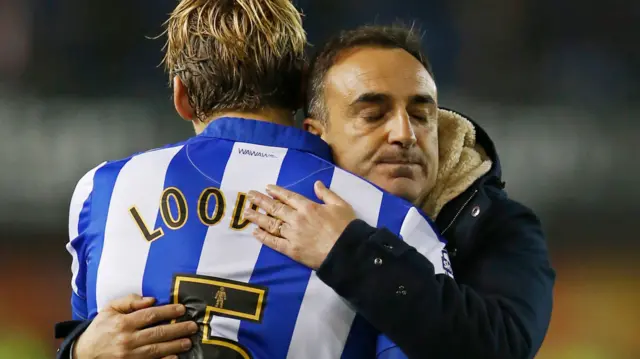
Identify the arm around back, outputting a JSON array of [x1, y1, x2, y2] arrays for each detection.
[[317, 197, 555, 359]]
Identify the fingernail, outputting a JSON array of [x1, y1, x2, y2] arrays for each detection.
[[182, 339, 192, 350], [246, 191, 255, 200], [176, 304, 186, 315], [266, 184, 276, 191], [167, 355, 179, 359], [188, 321, 198, 333], [244, 208, 253, 217]]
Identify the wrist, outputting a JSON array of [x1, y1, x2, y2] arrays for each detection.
[[317, 219, 376, 286]]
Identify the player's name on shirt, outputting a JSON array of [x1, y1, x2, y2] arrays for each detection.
[[129, 186, 260, 242]]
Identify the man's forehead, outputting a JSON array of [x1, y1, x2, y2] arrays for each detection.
[[326, 47, 436, 98]]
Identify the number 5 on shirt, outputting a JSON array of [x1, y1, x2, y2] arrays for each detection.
[[171, 274, 268, 359]]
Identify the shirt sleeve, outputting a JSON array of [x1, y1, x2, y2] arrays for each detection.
[[67, 163, 104, 320], [374, 208, 453, 357], [376, 347, 409, 359], [397, 207, 453, 278], [376, 334, 408, 359], [55, 320, 93, 359]]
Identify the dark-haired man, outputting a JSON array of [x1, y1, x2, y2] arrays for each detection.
[[246, 26, 555, 359]]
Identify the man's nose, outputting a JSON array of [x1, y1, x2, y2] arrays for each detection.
[[387, 111, 417, 148]]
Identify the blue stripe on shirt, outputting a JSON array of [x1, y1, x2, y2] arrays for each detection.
[[85, 159, 130, 318], [377, 193, 412, 235], [71, 292, 87, 320], [340, 315, 377, 359], [70, 184, 97, 319]]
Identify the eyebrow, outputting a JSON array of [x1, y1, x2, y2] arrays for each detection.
[[348, 92, 435, 107], [409, 94, 436, 105], [348, 92, 389, 107]]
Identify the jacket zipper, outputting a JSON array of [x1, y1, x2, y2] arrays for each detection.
[[441, 189, 478, 236]]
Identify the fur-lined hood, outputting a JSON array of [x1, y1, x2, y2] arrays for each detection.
[[421, 108, 502, 219], [422, 107, 509, 258]]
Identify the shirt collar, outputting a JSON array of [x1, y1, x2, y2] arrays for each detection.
[[199, 117, 333, 162]]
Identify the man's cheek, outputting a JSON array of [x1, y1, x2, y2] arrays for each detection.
[[342, 155, 370, 176]]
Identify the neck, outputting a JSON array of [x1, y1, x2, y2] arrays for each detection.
[[194, 108, 295, 134]]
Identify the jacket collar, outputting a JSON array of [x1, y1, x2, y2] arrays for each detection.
[[439, 107, 502, 181], [434, 108, 506, 258]]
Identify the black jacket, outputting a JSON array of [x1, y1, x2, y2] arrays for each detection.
[[317, 112, 555, 358]]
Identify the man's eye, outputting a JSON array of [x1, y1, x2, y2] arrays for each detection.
[[411, 114, 428, 122], [362, 113, 385, 122]]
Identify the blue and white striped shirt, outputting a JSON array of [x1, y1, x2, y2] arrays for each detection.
[[67, 117, 450, 359]]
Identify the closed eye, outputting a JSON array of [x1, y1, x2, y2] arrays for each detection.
[[410, 114, 427, 122], [363, 113, 386, 122]]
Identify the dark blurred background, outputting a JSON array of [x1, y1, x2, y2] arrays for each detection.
[[0, 0, 638, 358]]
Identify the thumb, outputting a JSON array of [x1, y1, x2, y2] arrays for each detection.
[[108, 294, 155, 314], [314, 181, 345, 205]]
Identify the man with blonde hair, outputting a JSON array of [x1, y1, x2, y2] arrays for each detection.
[[55, 1, 451, 358]]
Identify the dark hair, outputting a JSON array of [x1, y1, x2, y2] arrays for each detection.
[[305, 24, 433, 121], [162, 0, 307, 120]]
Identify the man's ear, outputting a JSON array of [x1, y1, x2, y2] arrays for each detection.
[[173, 76, 195, 121], [303, 117, 325, 137]]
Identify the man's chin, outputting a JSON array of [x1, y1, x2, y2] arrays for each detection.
[[376, 177, 421, 203]]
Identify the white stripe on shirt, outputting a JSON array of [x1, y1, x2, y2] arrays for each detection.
[[95, 146, 182, 311], [400, 207, 447, 274]]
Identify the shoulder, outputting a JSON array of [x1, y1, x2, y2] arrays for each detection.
[[444, 180, 549, 264], [327, 165, 414, 213], [482, 189, 544, 239], [85, 141, 190, 183], [71, 162, 107, 197], [474, 188, 549, 258], [70, 140, 191, 203], [327, 167, 440, 244]]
